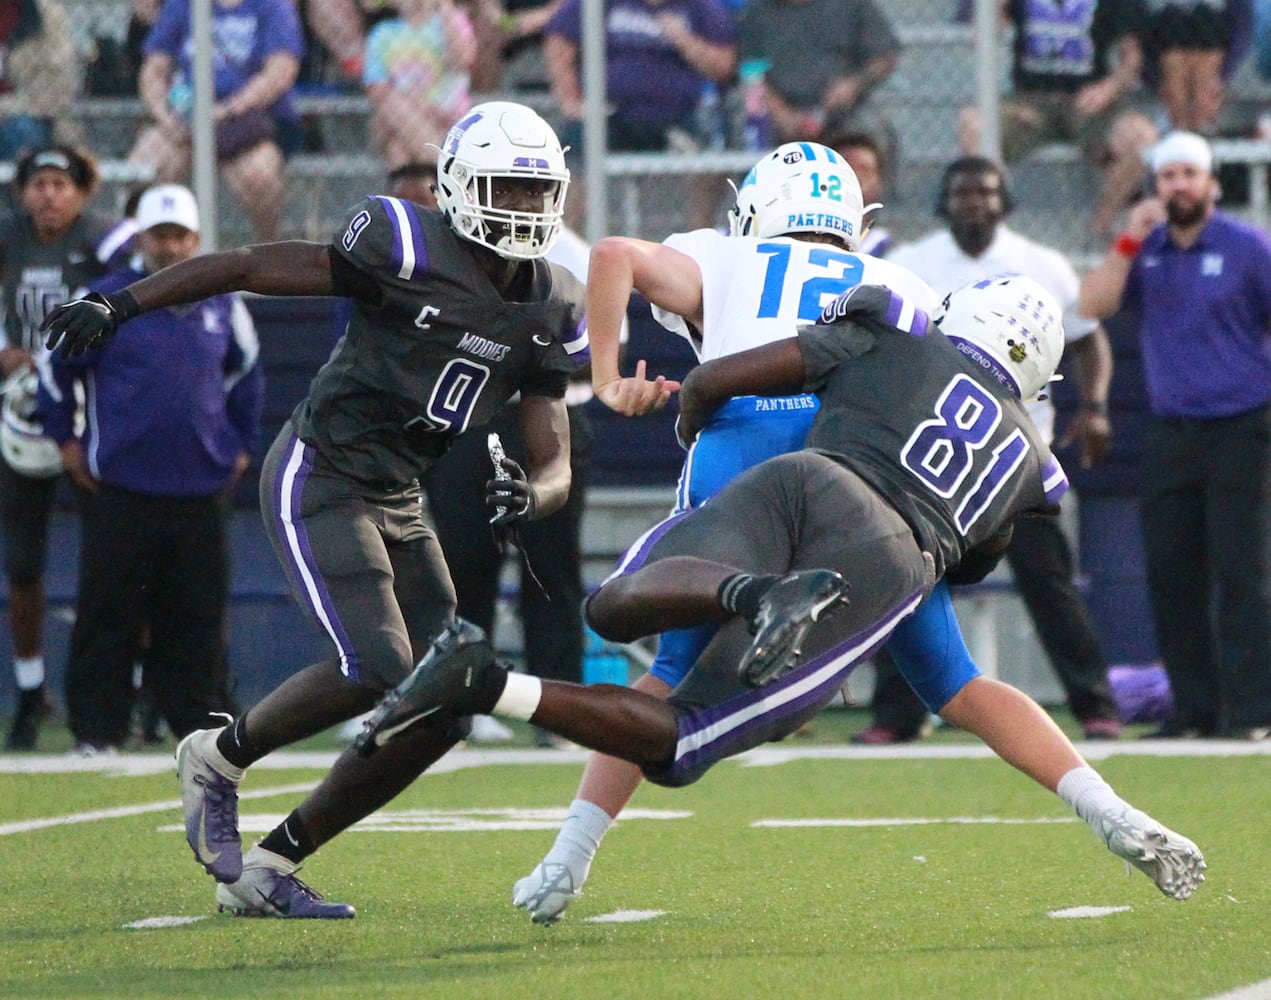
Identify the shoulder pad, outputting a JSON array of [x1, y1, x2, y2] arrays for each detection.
[[817, 284, 931, 336]]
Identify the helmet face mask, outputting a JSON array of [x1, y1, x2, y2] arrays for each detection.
[[436, 102, 570, 260], [0, 366, 62, 478], [935, 274, 1065, 401], [728, 142, 866, 250]]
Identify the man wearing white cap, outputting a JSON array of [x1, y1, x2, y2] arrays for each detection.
[[38, 184, 263, 753], [1080, 131, 1271, 741]]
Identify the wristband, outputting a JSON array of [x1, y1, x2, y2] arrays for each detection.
[[104, 289, 140, 322], [1112, 234, 1142, 259]]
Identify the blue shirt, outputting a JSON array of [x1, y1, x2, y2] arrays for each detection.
[[39, 265, 264, 498], [1124, 211, 1271, 418]]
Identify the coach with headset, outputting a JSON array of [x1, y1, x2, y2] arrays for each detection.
[[853, 155, 1125, 745]]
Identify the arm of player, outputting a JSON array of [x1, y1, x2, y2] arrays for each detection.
[[43, 242, 336, 356], [512, 394, 572, 521], [676, 337, 805, 446], [588, 237, 696, 415], [1056, 326, 1113, 468]]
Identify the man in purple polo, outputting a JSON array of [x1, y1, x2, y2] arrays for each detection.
[[1080, 131, 1271, 742]]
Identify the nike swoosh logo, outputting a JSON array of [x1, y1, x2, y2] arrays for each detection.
[[284, 822, 300, 848], [196, 804, 221, 864], [532, 335, 552, 346], [374, 705, 444, 745]]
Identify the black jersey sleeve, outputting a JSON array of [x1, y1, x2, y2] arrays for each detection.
[[329, 196, 434, 297], [327, 245, 384, 305]]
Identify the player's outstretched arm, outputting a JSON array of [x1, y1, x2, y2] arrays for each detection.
[[43, 241, 336, 356], [588, 237, 699, 416]]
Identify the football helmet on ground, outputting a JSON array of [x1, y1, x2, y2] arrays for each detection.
[[435, 102, 569, 260]]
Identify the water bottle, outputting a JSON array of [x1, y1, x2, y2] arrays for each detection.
[[739, 59, 772, 151], [696, 81, 727, 151], [582, 627, 628, 686], [169, 72, 194, 119]]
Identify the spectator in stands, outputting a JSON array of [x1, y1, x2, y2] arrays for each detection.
[[1141, 0, 1252, 134], [1080, 131, 1271, 741], [737, 0, 899, 145], [0, 0, 79, 158], [364, 0, 476, 176], [40, 183, 262, 755], [129, 0, 305, 242], [543, 0, 736, 231], [859, 156, 1124, 746], [957, 0, 1159, 239], [825, 125, 892, 257], [498, 0, 567, 92], [0, 146, 133, 752]]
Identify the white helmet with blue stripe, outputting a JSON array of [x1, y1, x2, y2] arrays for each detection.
[[436, 101, 570, 260], [728, 142, 866, 250]]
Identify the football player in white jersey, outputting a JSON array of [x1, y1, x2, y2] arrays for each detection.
[[513, 141, 940, 923]]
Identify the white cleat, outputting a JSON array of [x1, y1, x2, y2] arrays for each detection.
[[1098, 807, 1206, 900], [513, 862, 580, 925]]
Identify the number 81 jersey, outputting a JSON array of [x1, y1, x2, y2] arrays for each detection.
[[651, 229, 938, 360], [797, 287, 1069, 579]]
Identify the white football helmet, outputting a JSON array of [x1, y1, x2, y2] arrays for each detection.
[[935, 274, 1065, 401], [728, 142, 866, 250], [435, 101, 569, 260], [0, 366, 62, 478]]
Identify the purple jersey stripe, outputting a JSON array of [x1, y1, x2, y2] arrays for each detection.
[[1043, 455, 1069, 505], [372, 196, 428, 280], [274, 432, 360, 681], [663, 584, 926, 785]]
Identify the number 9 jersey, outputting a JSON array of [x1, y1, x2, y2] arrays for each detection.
[[295, 195, 588, 488]]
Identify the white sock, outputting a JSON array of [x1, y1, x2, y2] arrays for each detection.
[[14, 656, 44, 690], [493, 672, 542, 721], [1057, 765, 1128, 834], [200, 728, 245, 782], [543, 798, 613, 886]]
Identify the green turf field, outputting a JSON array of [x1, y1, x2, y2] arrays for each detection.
[[1, 712, 1268, 1000]]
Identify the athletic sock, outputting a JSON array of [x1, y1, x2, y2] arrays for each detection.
[[14, 656, 44, 690], [216, 715, 261, 771], [259, 810, 316, 865], [541, 798, 613, 890], [717, 573, 782, 618], [1057, 765, 1128, 838]]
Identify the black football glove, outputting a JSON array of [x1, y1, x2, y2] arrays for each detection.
[[486, 456, 538, 527], [41, 289, 139, 357]]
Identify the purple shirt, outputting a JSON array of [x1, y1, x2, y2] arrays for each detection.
[[546, 0, 735, 125], [1124, 210, 1271, 418], [145, 0, 305, 121]]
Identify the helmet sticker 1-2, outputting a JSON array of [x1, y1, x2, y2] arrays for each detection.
[[435, 102, 570, 261], [935, 274, 1065, 402], [729, 142, 866, 251]]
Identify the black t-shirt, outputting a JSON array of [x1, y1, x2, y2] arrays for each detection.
[[295, 197, 585, 488]]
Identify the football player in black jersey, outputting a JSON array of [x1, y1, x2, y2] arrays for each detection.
[[361, 277, 1206, 905], [43, 101, 588, 918]]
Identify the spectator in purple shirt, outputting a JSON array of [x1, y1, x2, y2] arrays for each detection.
[[128, 0, 305, 241], [543, 0, 736, 230], [1080, 131, 1271, 742]]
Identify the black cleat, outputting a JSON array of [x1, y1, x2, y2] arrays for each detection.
[[6, 684, 54, 751], [355, 618, 502, 755], [738, 570, 850, 687]]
